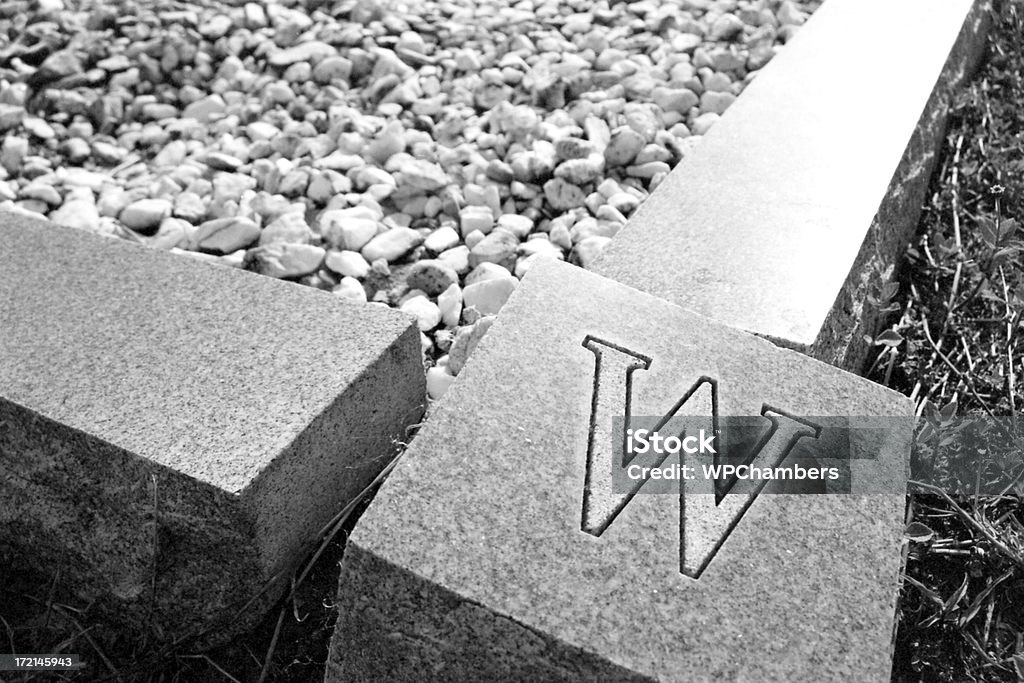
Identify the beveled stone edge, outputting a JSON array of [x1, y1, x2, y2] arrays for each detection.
[[0, 214, 430, 646], [243, 320, 426, 595], [590, 0, 991, 373], [806, 0, 993, 371]]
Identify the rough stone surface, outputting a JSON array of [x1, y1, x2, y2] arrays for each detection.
[[593, 0, 989, 372], [0, 213, 425, 644], [327, 261, 912, 682]]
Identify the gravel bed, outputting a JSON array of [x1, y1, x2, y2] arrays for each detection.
[[0, 0, 820, 399]]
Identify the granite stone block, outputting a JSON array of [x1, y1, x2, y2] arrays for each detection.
[[0, 213, 425, 642], [593, 0, 990, 371], [327, 261, 913, 682]]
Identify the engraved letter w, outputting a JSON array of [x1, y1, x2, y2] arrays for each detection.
[[581, 336, 821, 578]]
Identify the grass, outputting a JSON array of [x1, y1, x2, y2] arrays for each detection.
[[868, 2, 1024, 680]]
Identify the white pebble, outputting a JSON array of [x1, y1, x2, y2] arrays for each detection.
[[401, 295, 442, 331], [572, 235, 613, 269], [120, 198, 172, 233], [691, 112, 720, 135], [459, 205, 494, 237], [438, 283, 463, 328], [361, 227, 423, 262], [466, 262, 514, 286], [426, 365, 456, 400], [437, 245, 471, 274], [333, 277, 367, 302], [424, 225, 461, 253], [447, 317, 496, 375], [462, 277, 517, 316], [325, 250, 370, 278], [464, 229, 486, 249]]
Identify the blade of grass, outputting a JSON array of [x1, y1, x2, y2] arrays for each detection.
[[257, 606, 286, 683]]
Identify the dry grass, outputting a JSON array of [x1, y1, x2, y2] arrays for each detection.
[[869, 2, 1024, 680]]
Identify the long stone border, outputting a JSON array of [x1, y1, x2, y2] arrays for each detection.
[[593, 0, 990, 371]]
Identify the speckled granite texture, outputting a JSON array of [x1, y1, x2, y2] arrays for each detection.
[[327, 261, 913, 682], [0, 212, 425, 642], [593, 0, 989, 372]]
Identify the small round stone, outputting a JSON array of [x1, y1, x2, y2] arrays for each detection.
[[334, 277, 368, 302], [406, 259, 459, 296], [462, 277, 518, 317], [325, 250, 371, 278], [426, 365, 456, 400], [119, 198, 172, 234], [400, 295, 442, 331]]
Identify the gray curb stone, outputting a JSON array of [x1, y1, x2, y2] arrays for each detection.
[[327, 260, 913, 682], [0, 212, 425, 643]]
